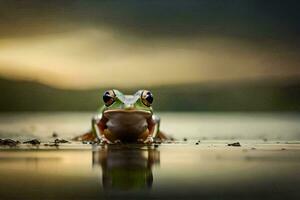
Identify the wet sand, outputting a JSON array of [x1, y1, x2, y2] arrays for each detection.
[[0, 142, 299, 200]]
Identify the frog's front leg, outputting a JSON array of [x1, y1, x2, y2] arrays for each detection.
[[144, 115, 160, 144], [92, 114, 111, 144]]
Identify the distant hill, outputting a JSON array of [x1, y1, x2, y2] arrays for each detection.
[[0, 77, 299, 111]]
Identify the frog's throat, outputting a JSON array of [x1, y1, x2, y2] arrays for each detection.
[[103, 109, 152, 118]]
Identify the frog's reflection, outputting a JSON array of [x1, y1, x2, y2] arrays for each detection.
[[92, 146, 160, 190]]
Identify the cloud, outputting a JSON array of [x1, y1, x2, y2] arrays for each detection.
[[0, 28, 299, 89]]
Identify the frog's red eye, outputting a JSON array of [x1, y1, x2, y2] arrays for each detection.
[[103, 90, 116, 106], [141, 90, 153, 107]]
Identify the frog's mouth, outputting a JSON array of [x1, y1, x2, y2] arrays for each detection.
[[103, 109, 152, 119]]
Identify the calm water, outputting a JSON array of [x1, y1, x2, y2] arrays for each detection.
[[0, 112, 300, 141], [0, 112, 300, 199]]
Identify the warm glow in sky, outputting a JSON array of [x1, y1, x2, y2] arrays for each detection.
[[0, 1, 299, 89], [0, 28, 299, 89]]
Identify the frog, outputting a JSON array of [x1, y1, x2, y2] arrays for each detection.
[[76, 89, 166, 144]]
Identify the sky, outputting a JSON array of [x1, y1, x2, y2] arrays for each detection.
[[0, 0, 299, 89]]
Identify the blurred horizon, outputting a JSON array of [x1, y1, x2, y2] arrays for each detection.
[[1, 76, 299, 111]]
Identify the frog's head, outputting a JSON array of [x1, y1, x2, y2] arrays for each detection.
[[101, 89, 154, 117]]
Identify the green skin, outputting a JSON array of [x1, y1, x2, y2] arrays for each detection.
[[92, 90, 160, 144]]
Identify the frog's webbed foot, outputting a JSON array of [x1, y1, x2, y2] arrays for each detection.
[[144, 135, 154, 144], [99, 137, 112, 145]]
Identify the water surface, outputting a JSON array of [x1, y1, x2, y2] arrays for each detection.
[[0, 112, 299, 199], [0, 112, 299, 141]]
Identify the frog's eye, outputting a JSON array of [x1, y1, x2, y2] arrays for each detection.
[[103, 90, 116, 106], [141, 90, 153, 107]]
